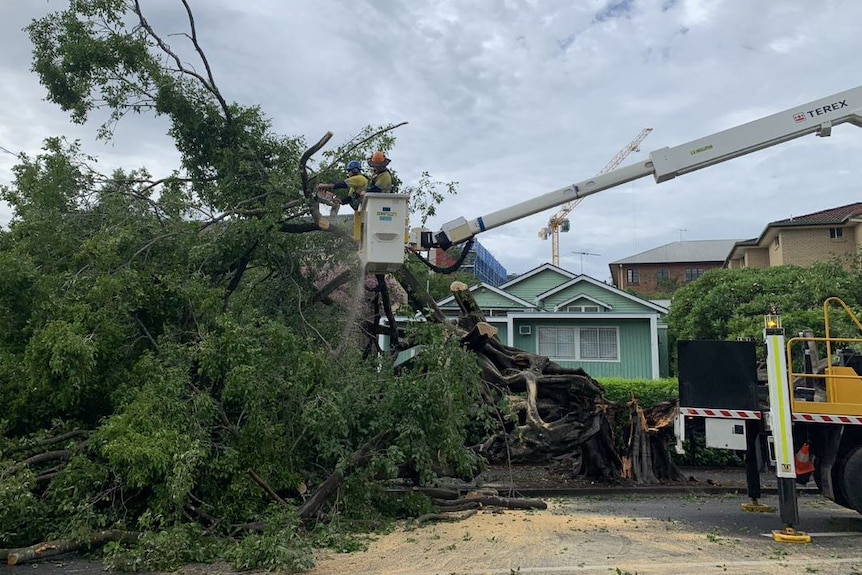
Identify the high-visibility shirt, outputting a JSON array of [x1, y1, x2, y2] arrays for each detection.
[[368, 170, 392, 193], [333, 174, 369, 198]]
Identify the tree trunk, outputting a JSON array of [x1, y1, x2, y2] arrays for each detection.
[[4, 531, 141, 566]]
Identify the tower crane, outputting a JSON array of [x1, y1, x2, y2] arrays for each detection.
[[539, 127, 653, 266]]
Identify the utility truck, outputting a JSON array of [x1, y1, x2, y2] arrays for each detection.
[[677, 300, 862, 542], [353, 84, 862, 540]]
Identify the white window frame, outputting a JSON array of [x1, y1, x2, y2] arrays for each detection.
[[829, 227, 844, 240], [565, 304, 600, 312], [537, 326, 619, 362]]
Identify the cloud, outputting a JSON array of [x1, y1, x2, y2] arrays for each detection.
[[2, 0, 861, 282]]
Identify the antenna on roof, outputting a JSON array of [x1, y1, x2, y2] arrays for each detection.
[[677, 228, 689, 242]]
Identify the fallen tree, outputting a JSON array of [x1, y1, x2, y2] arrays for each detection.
[[395, 274, 682, 485]]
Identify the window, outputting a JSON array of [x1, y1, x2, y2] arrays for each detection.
[[580, 327, 618, 360], [684, 268, 705, 282], [538, 327, 575, 358], [537, 327, 618, 361], [565, 305, 600, 312], [830, 227, 844, 240], [518, 325, 532, 335], [626, 269, 639, 285], [656, 269, 669, 280]]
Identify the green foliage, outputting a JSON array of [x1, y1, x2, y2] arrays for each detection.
[[383, 323, 489, 483], [373, 490, 436, 519], [101, 524, 222, 573], [666, 263, 862, 372], [406, 171, 458, 227], [598, 378, 678, 408], [223, 505, 313, 573], [0, 469, 45, 547], [2, 1, 478, 568], [403, 251, 479, 302]]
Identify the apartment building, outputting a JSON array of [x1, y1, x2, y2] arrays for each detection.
[[608, 240, 740, 296], [726, 202, 862, 269]]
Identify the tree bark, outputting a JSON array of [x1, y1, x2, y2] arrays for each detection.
[[3, 450, 72, 477], [394, 265, 448, 323], [621, 399, 684, 483], [5, 530, 141, 566]]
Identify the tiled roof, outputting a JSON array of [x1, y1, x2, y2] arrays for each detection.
[[610, 239, 740, 265], [771, 202, 862, 226]]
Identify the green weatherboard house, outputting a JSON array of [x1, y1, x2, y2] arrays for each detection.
[[436, 264, 669, 379]]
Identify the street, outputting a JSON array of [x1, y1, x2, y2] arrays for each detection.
[[309, 490, 862, 575], [2, 491, 861, 575]]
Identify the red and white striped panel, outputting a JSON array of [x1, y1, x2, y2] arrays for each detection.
[[680, 407, 761, 419], [793, 413, 862, 425]]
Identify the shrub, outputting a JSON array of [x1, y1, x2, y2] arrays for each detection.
[[598, 378, 678, 408]]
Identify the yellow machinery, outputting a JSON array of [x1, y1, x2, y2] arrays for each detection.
[[678, 297, 862, 542], [788, 297, 862, 409]]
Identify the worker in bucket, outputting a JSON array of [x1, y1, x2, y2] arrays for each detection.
[[316, 160, 368, 217], [366, 151, 393, 193]]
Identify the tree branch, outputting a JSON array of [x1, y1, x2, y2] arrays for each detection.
[[3, 450, 72, 477], [178, 0, 232, 121], [132, 1, 231, 122], [318, 122, 408, 176]]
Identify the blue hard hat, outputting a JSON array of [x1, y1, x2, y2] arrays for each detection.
[[346, 160, 362, 173]]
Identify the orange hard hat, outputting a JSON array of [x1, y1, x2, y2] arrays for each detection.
[[368, 151, 391, 168]]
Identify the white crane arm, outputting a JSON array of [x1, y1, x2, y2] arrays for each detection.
[[424, 85, 862, 250]]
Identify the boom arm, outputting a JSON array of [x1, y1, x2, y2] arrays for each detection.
[[423, 85, 862, 250]]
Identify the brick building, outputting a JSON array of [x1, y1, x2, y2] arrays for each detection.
[[608, 240, 740, 296], [726, 202, 862, 269]]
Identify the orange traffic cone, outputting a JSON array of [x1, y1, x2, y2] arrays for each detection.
[[795, 442, 814, 483]]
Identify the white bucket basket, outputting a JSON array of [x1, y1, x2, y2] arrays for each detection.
[[358, 193, 410, 273]]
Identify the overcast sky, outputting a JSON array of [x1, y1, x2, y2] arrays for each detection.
[[2, 0, 861, 281]]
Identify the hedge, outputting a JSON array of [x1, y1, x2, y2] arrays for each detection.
[[598, 378, 678, 408]]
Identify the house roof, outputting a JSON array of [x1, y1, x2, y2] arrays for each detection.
[[536, 274, 669, 314], [498, 262, 575, 289], [609, 240, 740, 265], [554, 293, 613, 312], [728, 202, 862, 260], [769, 202, 862, 226], [435, 282, 537, 309]]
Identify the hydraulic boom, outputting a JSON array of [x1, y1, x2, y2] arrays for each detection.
[[419, 85, 862, 251]]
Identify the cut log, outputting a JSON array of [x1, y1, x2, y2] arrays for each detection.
[[433, 496, 547, 510], [6, 530, 141, 565], [460, 321, 498, 351], [415, 509, 478, 526]]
